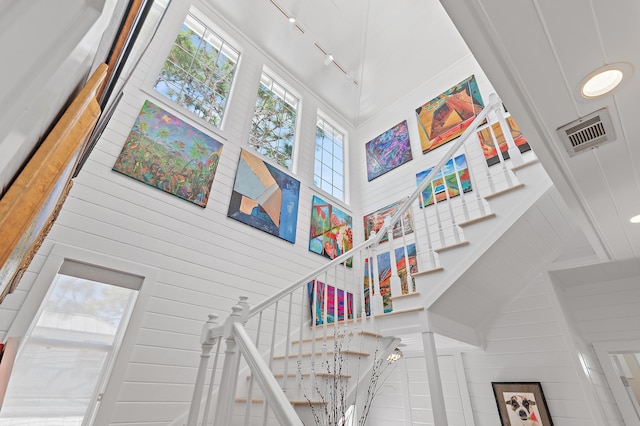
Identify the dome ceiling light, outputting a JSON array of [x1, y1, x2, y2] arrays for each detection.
[[579, 63, 631, 99]]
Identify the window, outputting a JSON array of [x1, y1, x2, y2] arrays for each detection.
[[153, 10, 240, 127], [314, 115, 345, 200], [249, 71, 299, 170], [0, 261, 140, 426]]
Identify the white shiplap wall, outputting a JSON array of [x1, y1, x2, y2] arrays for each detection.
[[463, 274, 607, 426], [369, 275, 616, 425], [0, 0, 357, 424]]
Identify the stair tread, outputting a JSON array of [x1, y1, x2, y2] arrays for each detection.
[[458, 213, 496, 228], [235, 397, 326, 406], [391, 291, 420, 301], [433, 240, 469, 253], [273, 350, 369, 360], [376, 306, 424, 318], [412, 267, 443, 277], [293, 330, 381, 344], [484, 183, 524, 200], [511, 158, 539, 172], [247, 372, 352, 379]]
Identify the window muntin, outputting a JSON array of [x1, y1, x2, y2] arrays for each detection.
[[249, 72, 299, 170], [314, 116, 345, 201], [153, 11, 240, 127]]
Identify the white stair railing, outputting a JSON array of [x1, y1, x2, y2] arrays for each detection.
[[186, 94, 532, 425]]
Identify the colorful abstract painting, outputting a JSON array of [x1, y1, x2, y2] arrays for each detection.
[[363, 197, 414, 242], [309, 195, 353, 265], [308, 280, 354, 325], [415, 75, 485, 154], [416, 154, 471, 207], [113, 100, 223, 207], [365, 120, 413, 181], [477, 116, 531, 166], [228, 149, 300, 243], [363, 244, 417, 314]]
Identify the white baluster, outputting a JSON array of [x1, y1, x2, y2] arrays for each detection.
[[398, 217, 414, 294], [417, 193, 437, 269], [244, 311, 263, 425], [386, 217, 403, 306], [442, 162, 462, 244], [281, 293, 294, 395], [203, 338, 222, 425], [213, 303, 245, 426], [452, 153, 470, 222], [491, 93, 523, 167], [462, 143, 488, 217], [431, 179, 446, 246], [188, 313, 219, 426], [262, 301, 279, 424], [488, 118, 514, 189], [370, 244, 385, 315]]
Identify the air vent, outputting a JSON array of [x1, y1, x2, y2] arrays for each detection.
[[557, 108, 616, 157]]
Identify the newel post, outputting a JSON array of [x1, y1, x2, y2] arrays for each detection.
[[187, 313, 220, 426], [213, 296, 250, 426]]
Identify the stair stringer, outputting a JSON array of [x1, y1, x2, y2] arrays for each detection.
[[386, 160, 553, 346]]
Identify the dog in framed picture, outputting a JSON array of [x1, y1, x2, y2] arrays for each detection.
[[504, 393, 542, 425]]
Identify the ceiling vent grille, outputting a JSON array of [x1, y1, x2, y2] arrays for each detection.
[[557, 108, 616, 157]]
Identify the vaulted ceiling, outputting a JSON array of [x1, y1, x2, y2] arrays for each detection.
[[212, 0, 640, 264], [209, 0, 473, 126]]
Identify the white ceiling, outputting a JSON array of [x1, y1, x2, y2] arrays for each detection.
[[208, 0, 472, 125], [441, 0, 640, 262], [212, 0, 640, 264]]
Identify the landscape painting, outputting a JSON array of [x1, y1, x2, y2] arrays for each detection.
[[309, 195, 353, 266], [113, 100, 223, 207], [363, 197, 414, 242], [365, 120, 413, 181], [228, 149, 300, 243], [307, 280, 354, 325], [415, 75, 484, 154], [416, 154, 471, 207], [363, 243, 417, 314], [478, 115, 531, 166]]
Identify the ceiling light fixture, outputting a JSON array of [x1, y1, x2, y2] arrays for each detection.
[[324, 54, 334, 66], [387, 347, 403, 363], [288, 16, 296, 24], [579, 63, 631, 99], [630, 214, 640, 224]]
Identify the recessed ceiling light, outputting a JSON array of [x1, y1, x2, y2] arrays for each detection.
[[630, 214, 640, 224], [581, 69, 623, 98], [288, 16, 296, 24], [578, 63, 633, 99]]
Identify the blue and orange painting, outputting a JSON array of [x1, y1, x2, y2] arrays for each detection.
[[227, 149, 300, 243], [416, 154, 471, 207]]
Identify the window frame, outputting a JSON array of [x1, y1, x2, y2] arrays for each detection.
[[5, 244, 157, 426], [146, 4, 242, 134], [247, 68, 302, 172], [314, 111, 347, 202]]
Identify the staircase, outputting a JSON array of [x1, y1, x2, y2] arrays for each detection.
[[179, 95, 561, 425]]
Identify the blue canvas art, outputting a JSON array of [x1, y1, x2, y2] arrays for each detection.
[[365, 120, 413, 181], [227, 149, 300, 243]]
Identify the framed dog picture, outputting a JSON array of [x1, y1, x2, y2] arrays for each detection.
[[492, 382, 553, 425]]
